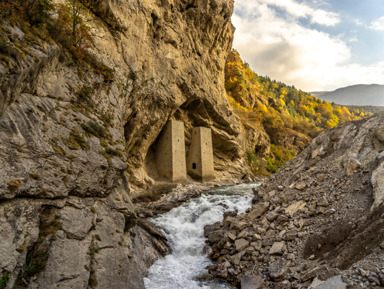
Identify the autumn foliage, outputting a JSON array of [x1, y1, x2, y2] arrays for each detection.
[[50, 0, 94, 60], [225, 50, 372, 175]]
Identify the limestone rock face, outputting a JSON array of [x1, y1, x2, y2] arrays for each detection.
[[0, 0, 247, 287], [0, 0, 246, 198]]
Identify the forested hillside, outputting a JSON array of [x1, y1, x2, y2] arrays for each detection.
[[225, 50, 372, 175]]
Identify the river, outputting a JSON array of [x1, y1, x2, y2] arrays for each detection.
[[143, 182, 260, 289]]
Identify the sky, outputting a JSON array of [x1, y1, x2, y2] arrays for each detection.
[[232, 0, 384, 91]]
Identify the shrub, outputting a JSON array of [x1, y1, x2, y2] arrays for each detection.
[[0, 31, 20, 61], [0, 273, 10, 289], [30, 173, 40, 180], [265, 156, 278, 173], [8, 179, 21, 192], [49, 1, 115, 81], [87, 59, 115, 83], [0, 0, 53, 26], [247, 146, 297, 175], [81, 121, 107, 138], [0, 1, 14, 18], [66, 127, 89, 150], [105, 147, 123, 158], [77, 86, 94, 107], [267, 145, 297, 173], [88, 270, 97, 287], [246, 150, 269, 176], [21, 0, 54, 26], [129, 71, 137, 81], [50, 1, 93, 60]]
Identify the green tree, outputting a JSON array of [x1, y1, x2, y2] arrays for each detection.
[[65, 0, 93, 49], [51, 0, 93, 59]]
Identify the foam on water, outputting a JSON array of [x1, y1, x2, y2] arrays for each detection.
[[144, 182, 260, 289]]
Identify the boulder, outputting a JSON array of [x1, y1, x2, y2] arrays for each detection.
[[204, 222, 222, 237], [231, 221, 249, 231], [375, 125, 384, 143], [371, 161, 384, 209], [248, 202, 269, 219], [316, 197, 329, 207], [230, 251, 246, 265], [228, 232, 237, 241], [269, 259, 289, 280], [269, 242, 285, 255], [311, 145, 325, 159], [266, 211, 279, 222], [285, 231, 297, 241], [343, 157, 361, 176], [302, 266, 323, 281], [235, 239, 249, 252], [285, 201, 306, 216], [240, 276, 265, 289], [296, 183, 307, 190], [207, 230, 225, 244], [310, 275, 346, 289]]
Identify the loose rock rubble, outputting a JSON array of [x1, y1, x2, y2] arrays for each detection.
[[205, 115, 384, 288]]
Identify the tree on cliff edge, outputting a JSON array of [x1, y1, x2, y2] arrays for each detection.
[[52, 0, 93, 59]]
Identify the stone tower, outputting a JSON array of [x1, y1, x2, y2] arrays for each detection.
[[187, 127, 215, 182], [155, 120, 187, 182]]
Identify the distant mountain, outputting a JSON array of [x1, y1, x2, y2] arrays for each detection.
[[312, 84, 384, 106]]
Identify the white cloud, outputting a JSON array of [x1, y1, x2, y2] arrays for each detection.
[[369, 16, 384, 31], [353, 19, 364, 26], [232, 0, 384, 91], [258, 0, 340, 26]]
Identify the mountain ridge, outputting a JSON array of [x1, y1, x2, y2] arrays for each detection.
[[311, 84, 384, 106]]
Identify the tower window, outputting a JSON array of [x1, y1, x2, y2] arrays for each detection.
[[192, 163, 196, 169]]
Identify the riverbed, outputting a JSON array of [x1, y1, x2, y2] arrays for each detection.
[[144, 183, 260, 289]]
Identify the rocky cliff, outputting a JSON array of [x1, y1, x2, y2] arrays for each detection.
[[0, 0, 252, 288], [205, 113, 384, 288]]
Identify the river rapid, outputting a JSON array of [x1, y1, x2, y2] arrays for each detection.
[[144, 183, 260, 289]]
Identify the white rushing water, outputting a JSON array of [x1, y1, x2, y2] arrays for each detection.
[[144, 182, 260, 289]]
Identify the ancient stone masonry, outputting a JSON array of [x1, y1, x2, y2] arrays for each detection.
[[154, 120, 187, 182], [152, 121, 215, 183], [187, 126, 215, 183]]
